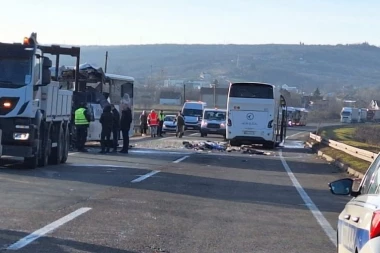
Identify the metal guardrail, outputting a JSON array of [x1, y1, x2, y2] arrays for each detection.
[[309, 133, 378, 162]]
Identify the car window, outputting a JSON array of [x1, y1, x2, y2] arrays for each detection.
[[361, 154, 380, 194]]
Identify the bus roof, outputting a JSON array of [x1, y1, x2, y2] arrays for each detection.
[[105, 73, 135, 82], [230, 82, 274, 87]]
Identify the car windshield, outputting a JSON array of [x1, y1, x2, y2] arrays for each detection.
[[164, 116, 175, 121], [182, 108, 203, 117], [204, 111, 226, 120]]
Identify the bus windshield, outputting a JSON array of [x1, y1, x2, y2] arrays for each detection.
[[229, 83, 274, 99]]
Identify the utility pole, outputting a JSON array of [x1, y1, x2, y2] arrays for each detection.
[[104, 51, 108, 73], [183, 84, 186, 103], [213, 84, 216, 107]]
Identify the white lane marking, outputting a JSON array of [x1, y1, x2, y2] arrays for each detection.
[[6, 207, 91, 250], [68, 152, 78, 156], [279, 150, 336, 246], [189, 133, 198, 136], [173, 155, 190, 163], [286, 132, 304, 139], [131, 170, 160, 183]]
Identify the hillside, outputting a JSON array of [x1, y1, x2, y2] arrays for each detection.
[[58, 43, 380, 92]]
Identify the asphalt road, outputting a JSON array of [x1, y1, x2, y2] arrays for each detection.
[[0, 123, 351, 253]]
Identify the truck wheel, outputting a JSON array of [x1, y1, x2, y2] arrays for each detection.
[[49, 125, 63, 165], [24, 156, 38, 169], [38, 124, 50, 167], [61, 125, 69, 163]]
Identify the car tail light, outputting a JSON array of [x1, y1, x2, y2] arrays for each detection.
[[268, 120, 273, 128], [370, 210, 380, 239], [227, 118, 232, 126]]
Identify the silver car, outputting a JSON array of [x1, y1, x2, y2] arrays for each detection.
[[199, 108, 226, 138]]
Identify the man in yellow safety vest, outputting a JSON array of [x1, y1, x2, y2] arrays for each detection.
[[74, 102, 91, 152]]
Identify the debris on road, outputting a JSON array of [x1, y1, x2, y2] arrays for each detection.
[[182, 141, 272, 155]]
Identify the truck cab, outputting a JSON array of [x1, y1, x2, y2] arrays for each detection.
[[340, 107, 353, 123]]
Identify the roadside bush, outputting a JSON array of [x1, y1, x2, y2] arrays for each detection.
[[354, 125, 380, 146]]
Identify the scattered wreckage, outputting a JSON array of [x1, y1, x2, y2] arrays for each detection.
[[182, 141, 272, 155]]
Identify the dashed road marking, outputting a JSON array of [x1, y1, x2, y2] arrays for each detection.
[[6, 207, 92, 250], [279, 150, 336, 246], [131, 170, 160, 183], [173, 155, 190, 163]]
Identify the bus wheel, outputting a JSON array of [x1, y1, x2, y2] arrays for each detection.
[[229, 140, 240, 147], [263, 141, 275, 149]]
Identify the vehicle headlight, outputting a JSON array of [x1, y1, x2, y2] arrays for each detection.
[[13, 133, 29, 140], [201, 121, 207, 127], [163, 124, 166, 128], [220, 123, 225, 128]]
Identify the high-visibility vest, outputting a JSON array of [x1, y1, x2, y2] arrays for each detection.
[[75, 108, 89, 125], [148, 112, 158, 125], [158, 113, 165, 121]]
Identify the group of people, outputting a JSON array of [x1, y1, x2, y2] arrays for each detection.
[[139, 109, 165, 137], [74, 102, 132, 154], [139, 110, 185, 138]]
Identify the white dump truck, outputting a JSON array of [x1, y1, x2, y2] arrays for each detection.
[[0, 33, 80, 168]]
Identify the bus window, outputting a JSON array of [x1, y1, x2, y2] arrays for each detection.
[[229, 83, 274, 99]]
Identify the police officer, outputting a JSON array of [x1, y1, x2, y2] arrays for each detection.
[[74, 102, 91, 152], [158, 110, 165, 137]]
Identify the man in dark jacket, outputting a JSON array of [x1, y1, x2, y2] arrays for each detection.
[[74, 102, 92, 152], [110, 104, 120, 153], [99, 105, 114, 153], [174, 111, 185, 138], [157, 110, 165, 137], [120, 104, 133, 153]]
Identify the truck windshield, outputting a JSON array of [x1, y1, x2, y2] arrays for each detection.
[[204, 111, 226, 120], [341, 111, 351, 116], [183, 109, 202, 117], [0, 58, 32, 87]]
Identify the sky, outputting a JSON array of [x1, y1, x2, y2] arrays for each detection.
[[0, 0, 379, 46]]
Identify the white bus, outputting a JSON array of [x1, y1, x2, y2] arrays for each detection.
[[226, 82, 287, 149], [87, 73, 135, 141]]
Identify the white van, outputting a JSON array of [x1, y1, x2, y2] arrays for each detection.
[[181, 101, 207, 130]]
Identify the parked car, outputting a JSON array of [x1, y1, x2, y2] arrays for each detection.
[[162, 115, 177, 133], [329, 153, 380, 252]]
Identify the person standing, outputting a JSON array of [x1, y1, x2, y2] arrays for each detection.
[[158, 110, 165, 137], [140, 111, 148, 136], [120, 104, 133, 154], [99, 105, 113, 153], [110, 104, 120, 153], [74, 102, 91, 152], [147, 109, 158, 138], [174, 111, 185, 138]]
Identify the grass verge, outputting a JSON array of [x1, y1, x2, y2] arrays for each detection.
[[318, 125, 380, 153], [311, 142, 370, 174]]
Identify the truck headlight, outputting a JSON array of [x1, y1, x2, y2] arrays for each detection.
[[220, 123, 225, 128], [13, 133, 29, 140]]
